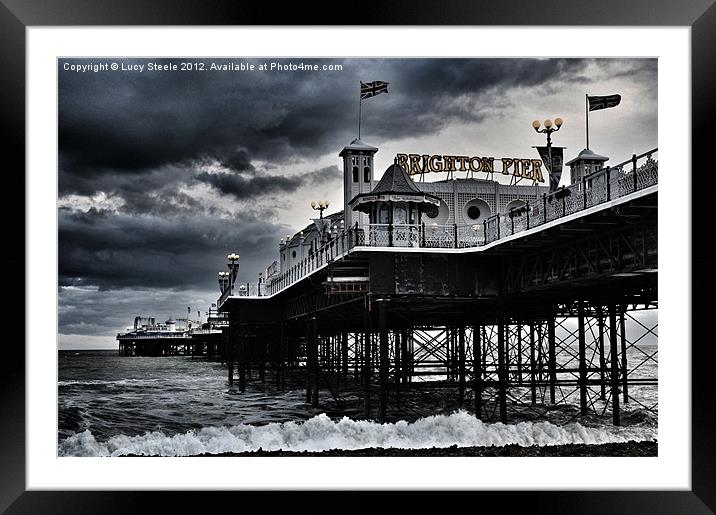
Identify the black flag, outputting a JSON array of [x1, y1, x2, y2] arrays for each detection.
[[536, 146, 564, 193], [360, 81, 389, 99], [588, 94, 621, 111]]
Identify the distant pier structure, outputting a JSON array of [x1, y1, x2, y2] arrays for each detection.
[[117, 307, 228, 357], [217, 138, 658, 426]]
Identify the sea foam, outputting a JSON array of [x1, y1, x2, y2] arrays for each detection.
[[58, 410, 656, 457]]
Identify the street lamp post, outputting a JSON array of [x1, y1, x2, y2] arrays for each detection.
[[226, 252, 239, 293], [532, 117, 563, 192], [311, 200, 330, 245], [218, 271, 229, 293]]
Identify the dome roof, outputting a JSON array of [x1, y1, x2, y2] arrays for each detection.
[[339, 138, 378, 157], [566, 148, 609, 166]]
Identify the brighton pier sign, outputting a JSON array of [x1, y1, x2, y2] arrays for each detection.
[[395, 153, 545, 182]]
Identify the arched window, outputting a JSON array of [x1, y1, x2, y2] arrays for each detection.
[[363, 166, 370, 182], [352, 166, 359, 183]]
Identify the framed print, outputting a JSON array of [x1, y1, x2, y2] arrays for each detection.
[[2, 0, 714, 512]]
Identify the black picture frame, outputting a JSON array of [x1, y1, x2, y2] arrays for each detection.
[[2, 1, 713, 512]]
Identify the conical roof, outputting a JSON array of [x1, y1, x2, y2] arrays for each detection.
[[372, 164, 422, 195]]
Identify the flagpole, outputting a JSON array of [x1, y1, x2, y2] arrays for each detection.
[[358, 97, 362, 139], [585, 93, 589, 150]]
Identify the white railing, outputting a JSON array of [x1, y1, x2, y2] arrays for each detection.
[[218, 149, 657, 303]]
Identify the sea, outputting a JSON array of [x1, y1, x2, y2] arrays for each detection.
[[58, 348, 658, 457]]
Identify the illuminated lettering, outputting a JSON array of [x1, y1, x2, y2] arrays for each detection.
[[482, 157, 495, 173], [429, 155, 443, 172], [469, 157, 482, 172], [394, 153, 543, 183], [531, 159, 544, 182], [443, 155, 457, 171], [409, 154, 423, 173], [520, 159, 533, 179], [455, 156, 469, 171], [501, 158, 513, 175]]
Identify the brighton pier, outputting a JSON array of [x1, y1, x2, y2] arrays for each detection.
[[216, 137, 657, 426]]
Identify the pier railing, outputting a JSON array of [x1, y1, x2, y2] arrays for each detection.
[[483, 148, 658, 244], [219, 149, 657, 302]]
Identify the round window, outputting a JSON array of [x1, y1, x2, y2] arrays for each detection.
[[292, 250, 297, 258], [467, 206, 481, 220], [425, 205, 439, 218]]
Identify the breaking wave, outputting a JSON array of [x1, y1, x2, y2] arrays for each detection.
[[58, 411, 657, 457]]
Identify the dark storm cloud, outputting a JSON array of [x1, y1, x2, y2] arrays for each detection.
[[58, 57, 597, 196], [58, 207, 289, 291], [221, 149, 255, 173], [196, 165, 340, 200]]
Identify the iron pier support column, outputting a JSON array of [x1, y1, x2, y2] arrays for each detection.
[[498, 315, 507, 423], [363, 296, 372, 419], [341, 331, 349, 379], [620, 307, 629, 403], [473, 325, 482, 419], [238, 327, 246, 393], [517, 324, 523, 386], [400, 329, 409, 384], [578, 300, 588, 416], [547, 314, 557, 404], [378, 301, 389, 422], [598, 306, 607, 400], [394, 329, 401, 408], [311, 316, 319, 408], [305, 317, 312, 404], [609, 303, 621, 425], [458, 325, 466, 406], [529, 323, 537, 404]]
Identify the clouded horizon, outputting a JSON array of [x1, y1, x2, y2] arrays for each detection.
[[58, 57, 657, 349]]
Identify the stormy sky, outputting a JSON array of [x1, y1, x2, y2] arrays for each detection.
[[58, 58, 658, 349]]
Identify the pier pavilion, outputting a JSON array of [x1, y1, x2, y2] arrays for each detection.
[[216, 138, 658, 425]]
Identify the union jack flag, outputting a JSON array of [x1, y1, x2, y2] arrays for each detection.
[[588, 94, 621, 111], [360, 80, 389, 100]]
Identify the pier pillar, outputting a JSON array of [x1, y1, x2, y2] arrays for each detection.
[[238, 328, 246, 393], [498, 315, 507, 423], [598, 306, 607, 400], [311, 317, 319, 408], [547, 314, 557, 404], [378, 301, 389, 422], [305, 318, 312, 404], [341, 332, 349, 378], [400, 329, 409, 384], [578, 300, 588, 416], [473, 325, 482, 419], [517, 324, 523, 386], [620, 307, 629, 403], [363, 296, 372, 419], [394, 330, 401, 408], [529, 323, 537, 404], [609, 304, 621, 425], [458, 324, 466, 406]]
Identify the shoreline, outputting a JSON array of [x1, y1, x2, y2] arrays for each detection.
[[123, 440, 657, 457]]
